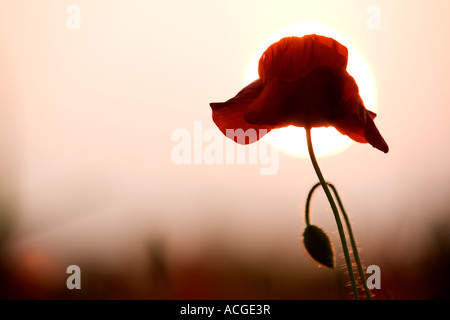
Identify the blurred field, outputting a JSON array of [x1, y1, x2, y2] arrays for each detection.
[[1, 199, 450, 300]]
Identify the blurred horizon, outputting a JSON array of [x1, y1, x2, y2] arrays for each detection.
[[1, 0, 450, 299]]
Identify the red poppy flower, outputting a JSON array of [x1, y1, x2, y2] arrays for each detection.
[[210, 35, 389, 153]]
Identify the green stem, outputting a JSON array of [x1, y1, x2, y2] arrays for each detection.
[[328, 184, 372, 300], [305, 182, 373, 300], [304, 182, 321, 227], [305, 128, 359, 300]]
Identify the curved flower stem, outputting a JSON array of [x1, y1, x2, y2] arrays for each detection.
[[304, 182, 321, 227], [306, 182, 372, 300], [305, 128, 359, 300]]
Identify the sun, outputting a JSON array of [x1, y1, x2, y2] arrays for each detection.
[[243, 22, 377, 158]]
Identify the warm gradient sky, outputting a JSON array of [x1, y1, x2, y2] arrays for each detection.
[[1, 0, 450, 298]]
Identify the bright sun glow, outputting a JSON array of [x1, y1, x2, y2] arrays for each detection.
[[243, 22, 377, 158]]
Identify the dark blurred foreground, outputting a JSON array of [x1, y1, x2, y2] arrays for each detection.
[[1, 223, 450, 300], [1, 198, 450, 300]]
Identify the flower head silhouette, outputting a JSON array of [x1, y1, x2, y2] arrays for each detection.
[[210, 34, 388, 153]]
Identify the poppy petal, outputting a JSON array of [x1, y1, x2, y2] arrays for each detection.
[[259, 35, 348, 83], [210, 80, 273, 144], [332, 71, 389, 153], [334, 107, 389, 153], [244, 79, 292, 127]]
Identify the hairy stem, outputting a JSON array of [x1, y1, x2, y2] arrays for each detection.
[[328, 183, 372, 300], [305, 182, 373, 299]]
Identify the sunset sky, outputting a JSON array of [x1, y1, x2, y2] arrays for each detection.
[[1, 0, 449, 298]]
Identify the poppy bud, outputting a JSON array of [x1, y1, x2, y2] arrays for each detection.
[[303, 224, 334, 268]]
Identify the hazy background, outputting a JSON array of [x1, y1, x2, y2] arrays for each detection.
[[1, 0, 450, 299]]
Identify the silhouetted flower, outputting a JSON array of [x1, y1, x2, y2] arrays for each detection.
[[210, 35, 389, 153]]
